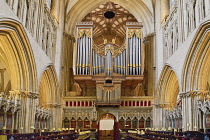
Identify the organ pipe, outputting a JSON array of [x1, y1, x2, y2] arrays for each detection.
[[91, 50, 105, 75], [76, 23, 142, 76], [126, 27, 142, 75], [76, 27, 92, 75]]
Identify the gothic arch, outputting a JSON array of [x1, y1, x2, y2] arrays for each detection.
[[0, 18, 37, 92], [156, 65, 180, 106], [182, 20, 210, 92], [38, 65, 61, 107], [65, 0, 153, 36]]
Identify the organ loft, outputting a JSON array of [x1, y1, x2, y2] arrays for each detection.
[[1, 0, 210, 139], [73, 21, 143, 106]]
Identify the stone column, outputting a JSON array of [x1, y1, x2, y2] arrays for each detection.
[[3, 107, 7, 133], [15, 111, 19, 130], [48, 104, 62, 131], [153, 104, 164, 128], [203, 112, 206, 132], [51, 0, 60, 22], [11, 90, 38, 133], [180, 91, 201, 131], [143, 34, 156, 97], [24, 92, 38, 133], [179, 92, 187, 131], [161, 0, 170, 22], [205, 0, 210, 14], [11, 107, 17, 134], [62, 33, 75, 96], [177, 0, 184, 43]]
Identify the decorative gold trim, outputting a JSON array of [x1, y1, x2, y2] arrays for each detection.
[[93, 42, 126, 58], [92, 43, 105, 58], [112, 42, 126, 58], [105, 68, 113, 70], [97, 84, 120, 93], [78, 28, 91, 38], [127, 64, 141, 67], [105, 44, 115, 56], [128, 29, 141, 38]]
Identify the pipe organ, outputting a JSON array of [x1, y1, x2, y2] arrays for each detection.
[[114, 49, 126, 75], [76, 22, 93, 75], [74, 22, 143, 106], [75, 22, 142, 76], [126, 24, 142, 75], [92, 49, 104, 75]]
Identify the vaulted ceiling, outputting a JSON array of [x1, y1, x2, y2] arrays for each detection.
[[65, 0, 154, 36], [82, 2, 137, 47]]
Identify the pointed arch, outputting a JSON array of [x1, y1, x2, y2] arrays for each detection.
[[0, 18, 37, 92], [156, 65, 180, 106], [182, 20, 210, 92], [38, 65, 61, 107]]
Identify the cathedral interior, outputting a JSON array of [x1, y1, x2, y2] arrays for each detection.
[[0, 0, 210, 139]]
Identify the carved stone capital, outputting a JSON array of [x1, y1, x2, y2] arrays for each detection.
[[63, 32, 75, 42], [179, 92, 187, 98]]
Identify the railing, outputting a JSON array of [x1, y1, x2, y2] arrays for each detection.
[[63, 96, 153, 107], [63, 96, 96, 107], [3, 0, 57, 60], [164, 0, 210, 59], [121, 96, 153, 107]]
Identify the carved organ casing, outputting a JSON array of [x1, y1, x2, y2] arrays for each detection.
[[74, 22, 143, 105]]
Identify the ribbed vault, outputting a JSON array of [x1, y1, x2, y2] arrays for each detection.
[[65, 0, 153, 36], [0, 18, 37, 92], [182, 20, 210, 92]]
